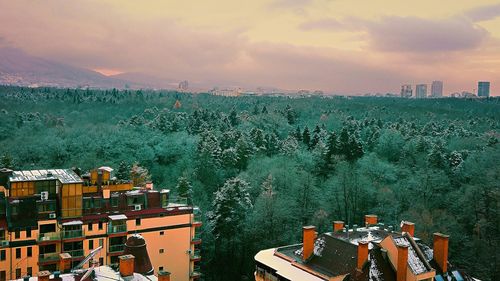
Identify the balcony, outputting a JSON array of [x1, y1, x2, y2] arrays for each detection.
[[0, 240, 9, 248], [190, 266, 201, 279], [38, 232, 61, 243], [64, 249, 84, 258], [108, 244, 125, 253], [62, 229, 84, 240], [191, 237, 202, 245], [190, 250, 201, 262], [38, 252, 60, 263], [107, 224, 127, 235]]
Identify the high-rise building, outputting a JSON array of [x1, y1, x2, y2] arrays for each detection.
[[478, 81, 490, 97], [415, 84, 427, 99], [431, 81, 443, 97], [0, 167, 201, 281], [254, 215, 475, 281], [400, 84, 412, 98]]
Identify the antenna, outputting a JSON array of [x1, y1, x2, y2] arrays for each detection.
[[73, 246, 103, 271]]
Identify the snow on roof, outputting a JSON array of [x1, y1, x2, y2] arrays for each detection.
[[9, 169, 82, 184], [62, 220, 83, 226], [255, 248, 324, 281], [12, 266, 157, 281], [98, 166, 114, 172], [108, 214, 127, 220], [394, 237, 428, 275]]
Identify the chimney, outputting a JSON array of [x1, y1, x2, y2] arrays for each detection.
[[396, 244, 408, 281], [59, 253, 71, 273], [333, 221, 344, 232], [119, 254, 135, 277], [365, 214, 378, 226], [357, 241, 369, 270], [37, 271, 51, 281], [158, 271, 171, 281], [102, 188, 110, 199], [433, 233, 449, 273], [302, 226, 316, 261], [401, 221, 415, 237]]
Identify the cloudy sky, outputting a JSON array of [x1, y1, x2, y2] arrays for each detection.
[[1, 0, 499, 94]]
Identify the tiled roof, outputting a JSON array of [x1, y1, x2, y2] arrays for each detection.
[[9, 169, 82, 184]]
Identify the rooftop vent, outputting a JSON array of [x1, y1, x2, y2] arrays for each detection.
[[46, 172, 53, 177]]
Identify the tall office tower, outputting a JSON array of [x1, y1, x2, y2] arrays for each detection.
[[477, 81, 490, 97], [400, 84, 412, 98], [415, 84, 427, 99], [431, 81, 443, 97]]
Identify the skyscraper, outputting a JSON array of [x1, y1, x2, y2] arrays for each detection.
[[431, 81, 443, 97], [400, 84, 412, 98], [478, 81, 490, 97], [415, 84, 427, 99]]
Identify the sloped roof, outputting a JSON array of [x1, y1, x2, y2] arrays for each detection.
[[9, 169, 82, 184]]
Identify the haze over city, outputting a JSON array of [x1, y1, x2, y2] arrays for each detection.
[[0, 0, 499, 94]]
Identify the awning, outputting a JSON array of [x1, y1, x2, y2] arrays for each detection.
[[62, 220, 83, 226], [108, 214, 127, 221]]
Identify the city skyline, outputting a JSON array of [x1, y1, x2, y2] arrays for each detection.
[[0, 1, 499, 95]]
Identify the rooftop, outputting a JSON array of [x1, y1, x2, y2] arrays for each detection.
[[9, 169, 82, 184]]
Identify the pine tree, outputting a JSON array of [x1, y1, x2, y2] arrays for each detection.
[[302, 126, 311, 147], [229, 108, 239, 126], [295, 126, 302, 141], [261, 105, 268, 114], [116, 161, 130, 180], [130, 163, 151, 187], [235, 136, 252, 170], [176, 176, 193, 204], [285, 105, 296, 125]]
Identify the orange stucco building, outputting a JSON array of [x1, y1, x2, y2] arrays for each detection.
[[0, 167, 201, 281]]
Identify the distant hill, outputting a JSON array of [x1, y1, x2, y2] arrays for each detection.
[[110, 72, 177, 90], [0, 47, 138, 89]]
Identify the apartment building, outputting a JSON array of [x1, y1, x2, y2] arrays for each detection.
[[0, 166, 201, 281]]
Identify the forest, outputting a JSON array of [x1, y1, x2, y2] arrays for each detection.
[[0, 86, 498, 281]]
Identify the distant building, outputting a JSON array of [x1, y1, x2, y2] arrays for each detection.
[[255, 215, 476, 281], [478, 81, 490, 97], [178, 81, 189, 91], [209, 88, 242, 97], [400, 84, 412, 98], [431, 81, 443, 98], [415, 84, 427, 99], [0, 167, 201, 281]]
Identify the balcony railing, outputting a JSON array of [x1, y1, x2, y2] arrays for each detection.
[[108, 224, 127, 234], [108, 244, 125, 253], [39, 252, 60, 262], [190, 250, 201, 261], [62, 229, 84, 239], [64, 249, 84, 258], [38, 232, 61, 242], [190, 266, 201, 279]]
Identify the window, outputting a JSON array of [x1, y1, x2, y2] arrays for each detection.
[[15, 269, 21, 279], [15, 229, 20, 239], [0, 270, 5, 281], [136, 218, 141, 226], [98, 222, 103, 230], [159, 266, 164, 272], [0, 250, 5, 261], [99, 257, 104, 266], [99, 239, 103, 247], [159, 231, 164, 236], [0, 230, 5, 240], [27, 267, 32, 277], [111, 196, 119, 207], [88, 223, 93, 231], [26, 228, 32, 238], [89, 240, 94, 250], [159, 249, 164, 254], [16, 248, 21, 259], [27, 247, 32, 257]]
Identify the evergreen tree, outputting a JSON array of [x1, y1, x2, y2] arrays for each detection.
[[229, 108, 239, 126], [261, 105, 268, 114], [302, 126, 311, 147], [130, 163, 151, 187], [176, 176, 193, 204], [116, 161, 130, 180]]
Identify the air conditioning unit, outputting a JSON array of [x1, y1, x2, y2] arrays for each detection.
[[49, 213, 56, 219], [134, 205, 142, 211], [0, 241, 9, 246], [40, 191, 49, 201]]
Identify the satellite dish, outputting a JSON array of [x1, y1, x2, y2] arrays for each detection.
[[73, 246, 103, 271]]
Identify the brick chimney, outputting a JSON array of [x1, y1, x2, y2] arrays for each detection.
[[357, 241, 369, 270], [119, 254, 135, 277], [396, 244, 408, 281], [302, 226, 316, 261], [158, 270, 171, 281], [401, 221, 415, 237], [365, 214, 378, 226], [333, 221, 344, 232], [37, 271, 51, 281], [433, 233, 449, 273], [59, 253, 71, 273]]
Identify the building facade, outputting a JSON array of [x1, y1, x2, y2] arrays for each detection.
[[431, 81, 443, 98], [477, 81, 490, 97], [415, 84, 427, 99], [255, 215, 474, 281], [0, 167, 201, 281], [400, 85, 412, 98]]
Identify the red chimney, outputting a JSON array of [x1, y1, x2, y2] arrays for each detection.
[[158, 270, 171, 281], [37, 271, 51, 281], [365, 214, 378, 226], [396, 244, 408, 281], [401, 221, 415, 237], [119, 254, 135, 277], [433, 233, 449, 273], [357, 241, 369, 270], [302, 226, 316, 261], [333, 221, 344, 232]]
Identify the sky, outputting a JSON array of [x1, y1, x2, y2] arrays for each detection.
[[0, 0, 499, 94]]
